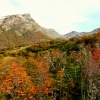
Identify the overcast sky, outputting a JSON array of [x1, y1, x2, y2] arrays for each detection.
[[0, 0, 100, 34]]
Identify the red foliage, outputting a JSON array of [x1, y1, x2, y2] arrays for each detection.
[[92, 48, 100, 65], [84, 48, 100, 78], [0, 62, 34, 99], [37, 60, 52, 95]]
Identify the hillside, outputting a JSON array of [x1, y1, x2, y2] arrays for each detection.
[[0, 27, 52, 48]]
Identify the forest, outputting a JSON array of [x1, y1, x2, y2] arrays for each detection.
[[0, 31, 100, 100]]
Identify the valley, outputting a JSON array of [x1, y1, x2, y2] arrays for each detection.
[[0, 14, 100, 100]]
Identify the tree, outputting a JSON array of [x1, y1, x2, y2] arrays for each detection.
[[81, 48, 100, 100], [0, 62, 34, 99]]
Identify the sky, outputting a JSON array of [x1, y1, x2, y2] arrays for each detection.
[[0, 0, 100, 35]]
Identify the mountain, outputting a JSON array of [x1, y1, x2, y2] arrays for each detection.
[[90, 28, 100, 34], [62, 31, 86, 39], [63, 28, 100, 39], [0, 14, 52, 48], [0, 13, 61, 48], [0, 13, 60, 38]]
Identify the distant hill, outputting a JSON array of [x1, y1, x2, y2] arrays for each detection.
[[63, 28, 100, 39], [63, 31, 86, 39], [90, 28, 100, 34]]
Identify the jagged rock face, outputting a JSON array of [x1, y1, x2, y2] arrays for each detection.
[[0, 14, 35, 31], [0, 13, 60, 38]]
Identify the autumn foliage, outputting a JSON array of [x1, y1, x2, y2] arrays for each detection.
[[0, 61, 34, 99], [1, 31, 100, 99]]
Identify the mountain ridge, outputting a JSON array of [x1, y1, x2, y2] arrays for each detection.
[[63, 28, 100, 39]]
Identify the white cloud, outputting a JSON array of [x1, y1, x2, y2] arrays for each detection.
[[0, 0, 100, 34]]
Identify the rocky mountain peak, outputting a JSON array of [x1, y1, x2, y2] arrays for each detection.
[[0, 13, 36, 31], [22, 13, 31, 18], [2, 13, 34, 24]]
